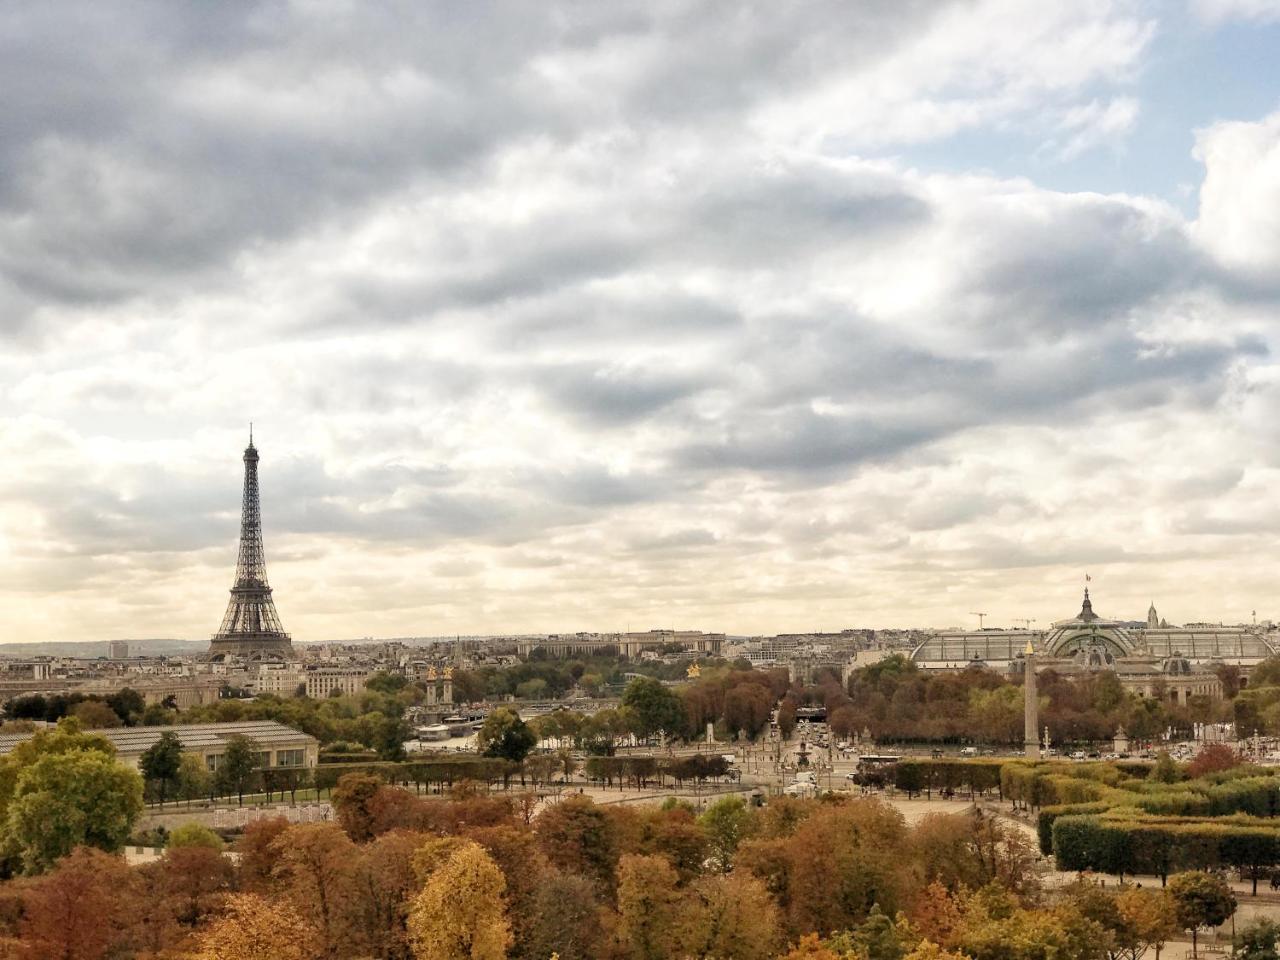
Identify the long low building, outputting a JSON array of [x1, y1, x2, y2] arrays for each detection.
[[0, 719, 319, 772]]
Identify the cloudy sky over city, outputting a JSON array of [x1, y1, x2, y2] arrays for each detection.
[[4, 0, 1280, 644]]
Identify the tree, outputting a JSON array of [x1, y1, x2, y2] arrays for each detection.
[[850, 904, 908, 960], [1236, 920, 1280, 960], [141, 702, 176, 726], [7, 750, 144, 872], [192, 892, 314, 960], [153, 845, 235, 928], [350, 828, 432, 960], [333, 772, 385, 842], [169, 822, 225, 850], [374, 715, 412, 762], [174, 752, 212, 803], [516, 678, 549, 700], [216, 735, 261, 805], [0, 719, 117, 824], [957, 903, 1109, 960], [622, 677, 687, 741], [366, 672, 410, 695], [535, 795, 621, 895], [1114, 887, 1178, 960], [617, 854, 685, 960], [1168, 871, 1236, 958], [478, 708, 538, 764], [686, 872, 782, 960], [1251, 656, 1280, 688], [273, 823, 360, 959], [68, 700, 122, 729], [1187, 743, 1239, 779], [105, 687, 146, 724], [466, 823, 549, 953], [724, 684, 774, 739], [235, 816, 292, 893], [524, 870, 603, 960], [17, 847, 139, 960], [407, 840, 511, 960], [909, 882, 964, 947], [699, 795, 753, 872], [780, 933, 843, 960], [739, 799, 912, 938], [1153, 752, 1181, 784], [140, 730, 184, 807]]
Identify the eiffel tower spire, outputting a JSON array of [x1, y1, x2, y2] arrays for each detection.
[[209, 431, 294, 660]]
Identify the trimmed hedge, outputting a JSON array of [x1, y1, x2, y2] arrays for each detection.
[[1037, 801, 1111, 855], [1052, 812, 1280, 886]]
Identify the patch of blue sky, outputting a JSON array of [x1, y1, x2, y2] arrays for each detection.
[[866, 14, 1280, 215]]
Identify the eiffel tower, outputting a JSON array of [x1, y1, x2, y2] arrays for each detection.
[[208, 430, 295, 660]]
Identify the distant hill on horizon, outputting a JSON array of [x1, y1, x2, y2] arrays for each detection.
[[0, 638, 205, 658]]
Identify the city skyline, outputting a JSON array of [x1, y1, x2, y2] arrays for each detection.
[[4, 3, 1280, 644]]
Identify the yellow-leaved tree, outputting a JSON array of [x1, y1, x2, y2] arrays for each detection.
[[192, 893, 313, 960], [408, 839, 512, 960]]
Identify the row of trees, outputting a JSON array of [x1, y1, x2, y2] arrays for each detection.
[[519, 671, 790, 755], [786, 653, 1241, 747], [1053, 812, 1280, 891]]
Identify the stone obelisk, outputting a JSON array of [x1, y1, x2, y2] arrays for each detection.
[[1024, 640, 1040, 760]]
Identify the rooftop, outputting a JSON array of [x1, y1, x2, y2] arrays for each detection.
[[0, 719, 316, 758]]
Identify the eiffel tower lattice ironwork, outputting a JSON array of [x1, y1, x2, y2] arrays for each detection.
[[209, 430, 295, 660]]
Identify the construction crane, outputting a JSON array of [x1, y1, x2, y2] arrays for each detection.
[[1015, 618, 1037, 629], [969, 612, 988, 629]]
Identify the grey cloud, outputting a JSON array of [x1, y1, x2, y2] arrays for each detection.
[[960, 199, 1202, 338], [538, 362, 715, 425], [675, 405, 954, 475], [0, 0, 960, 333]]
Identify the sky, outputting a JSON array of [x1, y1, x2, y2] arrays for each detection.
[[4, 0, 1280, 644]]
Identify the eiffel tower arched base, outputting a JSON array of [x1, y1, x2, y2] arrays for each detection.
[[208, 634, 296, 661]]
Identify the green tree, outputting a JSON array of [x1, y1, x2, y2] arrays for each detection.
[[215, 735, 261, 806], [365, 672, 409, 694], [105, 687, 146, 724], [850, 905, 907, 960], [6, 750, 144, 872], [515, 678, 549, 700], [373, 715, 411, 762], [622, 676, 687, 741], [169, 822, 225, 851], [1168, 871, 1236, 958], [477, 708, 538, 764], [700, 795, 753, 872], [1236, 920, 1280, 960], [141, 702, 177, 726], [139, 730, 184, 808], [0, 719, 117, 824], [1153, 752, 1181, 784], [177, 752, 213, 802]]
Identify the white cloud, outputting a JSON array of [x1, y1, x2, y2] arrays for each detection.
[[1040, 97, 1141, 161], [1193, 110, 1280, 273]]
